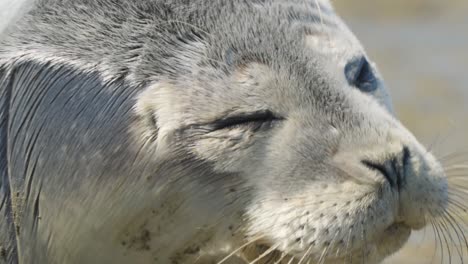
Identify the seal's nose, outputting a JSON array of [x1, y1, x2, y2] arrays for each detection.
[[361, 147, 411, 191]]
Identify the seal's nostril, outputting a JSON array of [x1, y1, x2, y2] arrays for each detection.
[[361, 147, 410, 191], [401, 146, 410, 172], [361, 159, 396, 188], [398, 146, 411, 190]]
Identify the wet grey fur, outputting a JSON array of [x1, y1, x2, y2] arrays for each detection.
[[1, 0, 339, 84], [7, 0, 341, 263]]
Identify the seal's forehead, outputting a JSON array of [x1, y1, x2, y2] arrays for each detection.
[[221, 0, 363, 66]]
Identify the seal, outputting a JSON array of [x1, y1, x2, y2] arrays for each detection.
[[0, 0, 462, 263]]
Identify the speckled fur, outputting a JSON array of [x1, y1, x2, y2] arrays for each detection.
[[0, 0, 448, 263]]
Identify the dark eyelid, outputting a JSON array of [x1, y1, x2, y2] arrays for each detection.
[[212, 110, 280, 130]]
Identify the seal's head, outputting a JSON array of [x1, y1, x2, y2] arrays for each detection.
[[132, 1, 451, 263], [3, 0, 456, 263]]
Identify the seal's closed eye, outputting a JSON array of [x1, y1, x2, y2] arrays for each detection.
[[344, 56, 378, 92], [211, 110, 280, 131]]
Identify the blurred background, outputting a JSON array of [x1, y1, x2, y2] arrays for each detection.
[[333, 1, 468, 263]]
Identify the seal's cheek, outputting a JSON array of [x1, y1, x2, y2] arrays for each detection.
[[187, 127, 272, 173], [190, 128, 255, 170]]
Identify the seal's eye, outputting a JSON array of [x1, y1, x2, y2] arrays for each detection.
[[212, 110, 280, 131], [344, 56, 378, 92]]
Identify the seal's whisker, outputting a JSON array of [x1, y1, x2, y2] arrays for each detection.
[[446, 170, 468, 176], [444, 207, 468, 237], [448, 186, 468, 195], [264, 249, 281, 263], [445, 205, 468, 226], [446, 169, 468, 177], [446, 204, 468, 222], [355, 208, 368, 264], [251, 190, 375, 224], [437, 150, 468, 162], [448, 180, 468, 188], [273, 252, 288, 264], [442, 210, 467, 261], [247, 243, 280, 264], [445, 172, 468, 178], [343, 223, 354, 264], [297, 244, 313, 264], [331, 231, 344, 260], [441, 217, 460, 263], [448, 190, 468, 201], [429, 219, 442, 263], [445, 164, 468, 170], [433, 219, 447, 263], [217, 236, 265, 264], [446, 175, 468, 181], [450, 186, 468, 197], [286, 254, 296, 264], [320, 244, 332, 264], [445, 223, 468, 260], [443, 161, 468, 169], [448, 183, 468, 192], [436, 217, 454, 264], [448, 197, 468, 210], [447, 196, 468, 213], [448, 182, 468, 192], [438, 214, 464, 262], [449, 185, 468, 195]]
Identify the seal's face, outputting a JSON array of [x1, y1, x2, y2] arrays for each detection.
[[135, 1, 448, 263], [236, 64, 448, 263]]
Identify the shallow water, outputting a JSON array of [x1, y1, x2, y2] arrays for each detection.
[[335, 2, 468, 263]]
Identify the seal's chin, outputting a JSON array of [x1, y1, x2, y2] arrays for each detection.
[[243, 223, 412, 264], [370, 222, 412, 261]]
